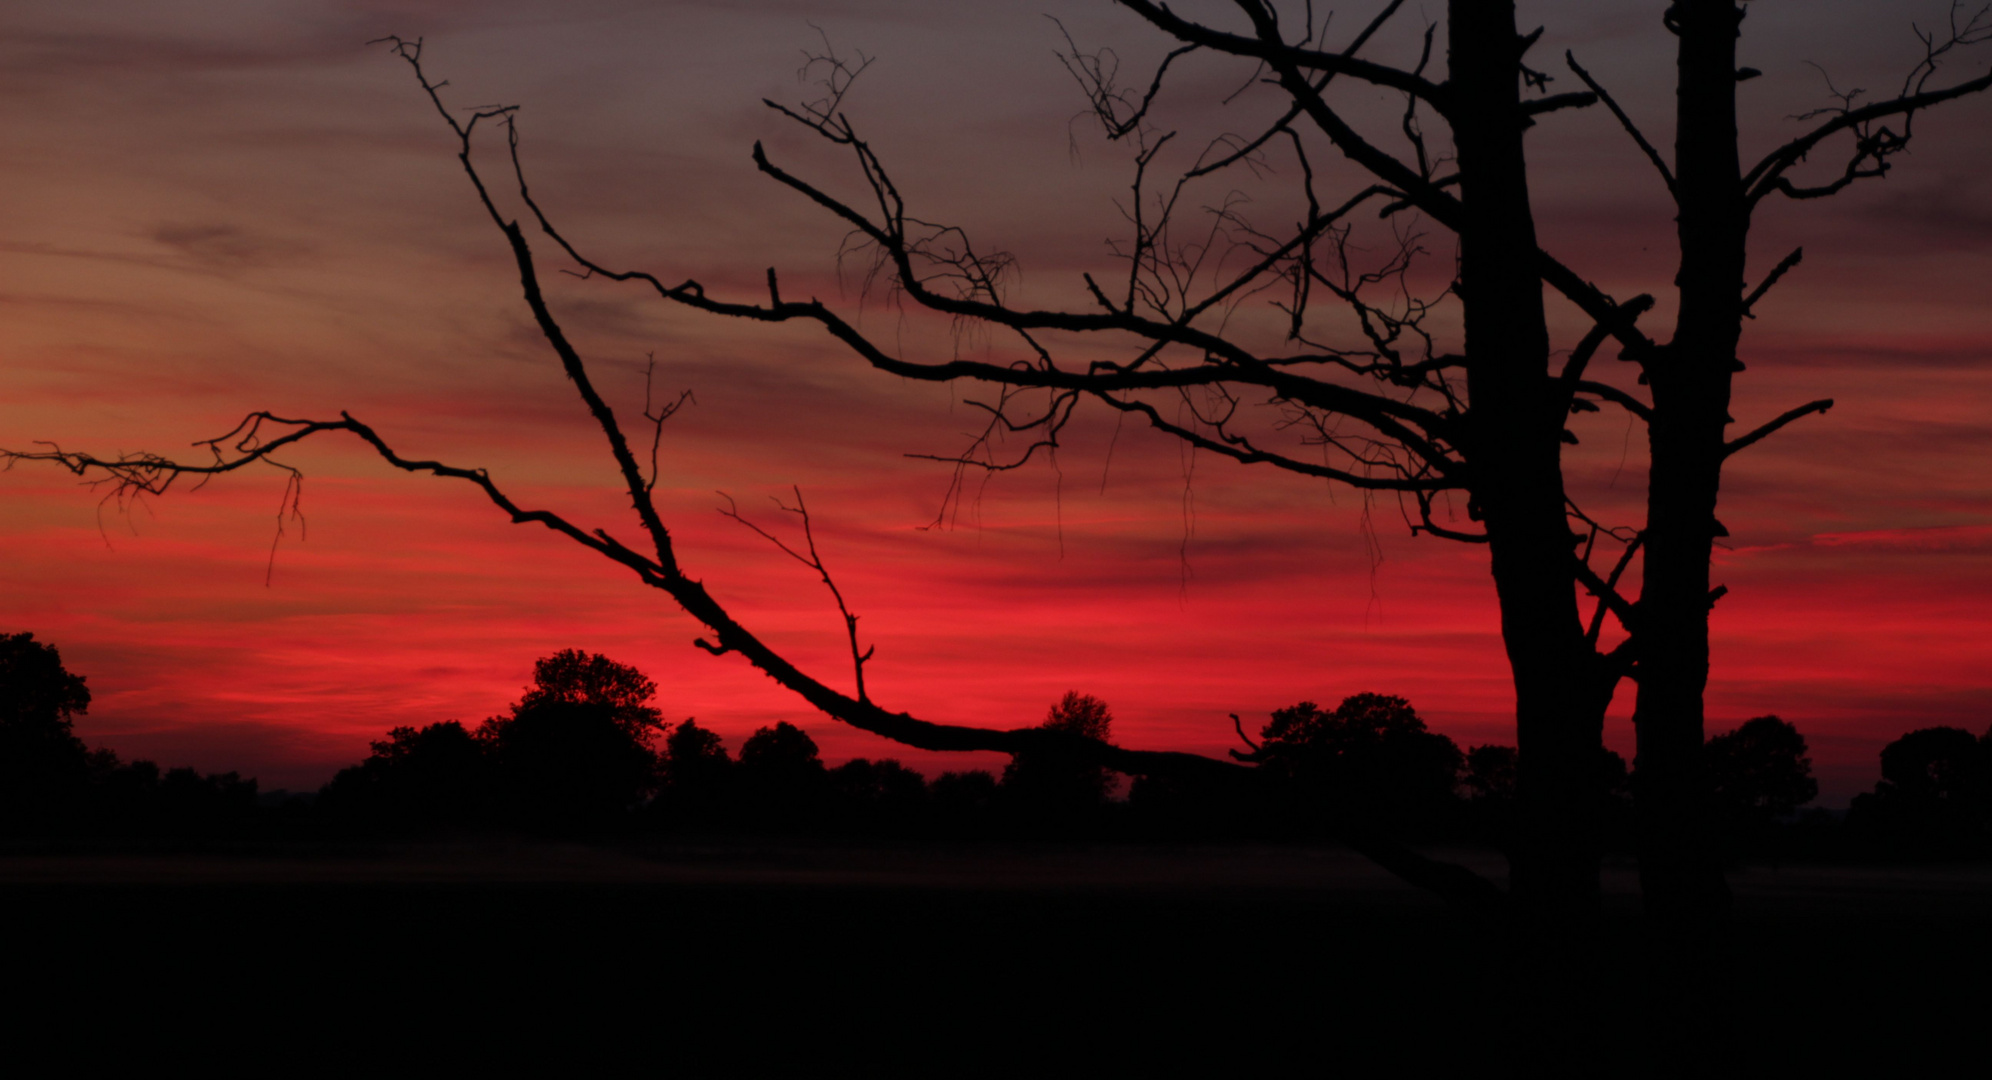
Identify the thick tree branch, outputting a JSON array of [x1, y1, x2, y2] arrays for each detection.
[[1558, 294, 1656, 393], [1744, 69, 1992, 207], [1565, 51, 1678, 199], [1111, 0, 1453, 112], [1520, 90, 1599, 118], [3, 417, 1235, 780], [1535, 253, 1663, 363], [1724, 399, 1834, 458], [1572, 380, 1655, 423], [1585, 534, 1644, 649], [1407, 499, 1491, 544], [1572, 554, 1639, 636], [1741, 247, 1803, 318]]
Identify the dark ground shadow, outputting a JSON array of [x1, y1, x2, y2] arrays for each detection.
[[2, 842, 1984, 1073]]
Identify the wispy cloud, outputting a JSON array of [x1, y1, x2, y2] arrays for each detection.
[[1811, 524, 1992, 552], [151, 223, 310, 270]]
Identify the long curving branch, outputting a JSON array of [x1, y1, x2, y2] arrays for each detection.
[[4, 34, 1511, 917], [1743, 5, 1992, 210]]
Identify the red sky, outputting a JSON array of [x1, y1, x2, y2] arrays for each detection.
[[3, 1, 1988, 804]]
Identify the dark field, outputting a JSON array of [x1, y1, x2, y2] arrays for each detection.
[[5, 842, 1986, 1072]]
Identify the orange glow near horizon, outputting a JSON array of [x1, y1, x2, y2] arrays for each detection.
[[3, 2, 1989, 805]]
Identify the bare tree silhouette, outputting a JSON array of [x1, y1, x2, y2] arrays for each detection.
[[6, 4, 1989, 950]]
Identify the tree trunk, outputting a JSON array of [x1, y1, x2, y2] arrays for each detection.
[[1636, 0, 1743, 941], [1616, 2, 1750, 1053], [1449, 0, 1605, 927]]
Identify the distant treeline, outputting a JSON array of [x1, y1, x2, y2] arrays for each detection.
[[3, 633, 1989, 857]]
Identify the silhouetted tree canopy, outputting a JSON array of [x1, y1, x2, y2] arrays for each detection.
[[1703, 716, 1818, 824], [511, 648, 664, 739], [1254, 694, 1464, 837], [477, 650, 664, 828], [75, 749, 263, 836], [917, 768, 1004, 837], [1849, 725, 1992, 852], [825, 757, 929, 833], [929, 769, 999, 821], [1457, 744, 1520, 846], [0, 632, 94, 827], [1877, 726, 1988, 807], [651, 718, 734, 824], [155, 767, 259, 830], [660, 718, 730, 782], [0, 630, 1952, 868], [830, 758, 927, 809], [87, 752, 161, 823], [320, 721, 488, 826], [1043, 692, 1112, 743], [0, 635, 274, 835], [738, 721, 824, 777], [736, 721, 827, 824], [1002, 691, 1118, 814], [1, 631, 90, 729], [1461, 745, 1519, 805]]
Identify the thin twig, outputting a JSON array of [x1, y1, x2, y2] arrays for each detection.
[[719, 487, 874, 703]]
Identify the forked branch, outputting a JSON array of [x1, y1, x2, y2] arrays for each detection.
[[1744, 5, 1992, 209], [720, 487, 875, 703]]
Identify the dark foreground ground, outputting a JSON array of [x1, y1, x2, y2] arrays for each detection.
[[3, 840, 1985, 1073]]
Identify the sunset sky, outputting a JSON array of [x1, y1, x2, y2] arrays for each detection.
[[3, 1, 1988, 803]]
